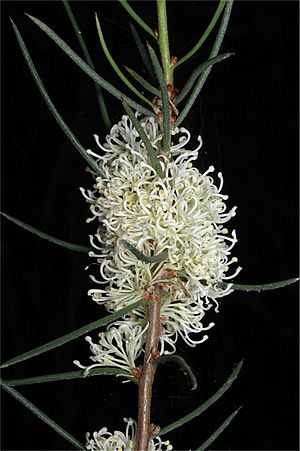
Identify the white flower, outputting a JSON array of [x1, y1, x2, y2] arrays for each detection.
[[74, 323, 147, 377], [81, 113, 241, 353], [85, 418, 172, 451]]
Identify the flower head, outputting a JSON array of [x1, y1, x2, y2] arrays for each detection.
[[80, 114, 241, 354]]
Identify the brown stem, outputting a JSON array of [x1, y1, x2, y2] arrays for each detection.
[[135, 288, 162, 451]]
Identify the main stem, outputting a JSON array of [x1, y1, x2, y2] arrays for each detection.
[[136, 291, 162, 451], [135, 6, 171, 449], [157, 0, 173, 87]]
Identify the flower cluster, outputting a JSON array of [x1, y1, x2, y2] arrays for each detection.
[[77, 113, 241, 374], [85, 418, 172, 451], [74, 323, 147, 376]]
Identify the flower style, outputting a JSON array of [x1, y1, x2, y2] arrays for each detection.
[[85, 418, 172, 451], [80, 113, 241, 357]]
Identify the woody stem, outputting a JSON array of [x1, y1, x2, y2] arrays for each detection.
[[135, 290, 162, 451]]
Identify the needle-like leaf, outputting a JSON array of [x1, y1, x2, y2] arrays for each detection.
[[1, 212, 91, 253], [229, 278, 299, 292], [25, 14, 156, 119], [6, 367, 133, 387], [157, 355, 197, 390], [63, 0, 111, 130], [122, 240, 168, 263], [10, 18, 106, 178], [123, 65, 160, 96], [196, 407, 242, 450], [0, 300, 143, 369], [177, 52, 234, 104], [159, 359, 243, 436], [121, 100, 163, 177], [0, 378, 84, 449], [176, 0, 234, 126], [130, 23, 156, 80], [117, 0, 156, 39], [176, 0, 226, 67], [147, 44, 170, 154], [95, 13, 153, 108]]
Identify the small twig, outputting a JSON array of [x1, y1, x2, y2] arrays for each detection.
[[136, 287, 162, 451]]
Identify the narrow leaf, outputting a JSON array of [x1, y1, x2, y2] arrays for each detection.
[[0, 378, 84, 450], [121, 100, 163, 177], [176, 0, 234, 126], [157, 355, 197, 390], [0, 300, 143, 369], [147, 44, 170, 154], [130, 23, 156, 80], [159, 359, 243, 436], [229, 277, 299, 292], [63, 0, 111, 130], [122, 240, 168, 263], [177, 52, 234, 104], [176, 0, 226, 67], [118, 0, 156, 39], [11, 18, 106, 178], [95, 13, 153, 107], [1, 212, 91, 253], [6, 367, 133, 387], [196, 407, 242, 451], [123, 65, 160, 96], [25, 14, 156, 119]]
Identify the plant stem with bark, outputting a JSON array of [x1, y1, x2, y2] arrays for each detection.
[[135, 289, 162, 451]]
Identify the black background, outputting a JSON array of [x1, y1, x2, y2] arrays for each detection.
[[1, 1, 299, 450]]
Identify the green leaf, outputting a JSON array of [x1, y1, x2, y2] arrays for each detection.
[[177, 52, 234, 104], [176, 0, 234, 126], [196, 407, 242, 451], [122, 240, 168, 263], [0, 378, 84, 450], [121, 100, 163, 177], [157, 355, 197, 390], [0, 300, 143, 369], [25, 14, 156, 119], [10, 18, 106, 178], [1, 212, 91, 254], [147, 44, 170, 154], [6, 367, 134, 387], [123, 65, 160, 96], [229, 277, 299, 292], [117, 0, 156, 39], [159, 359, 243, 436], [95, 13, 153, 108], [130, 23, 156, 81], [63, 0, 111, 130], [176, 0, 226, 67]]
